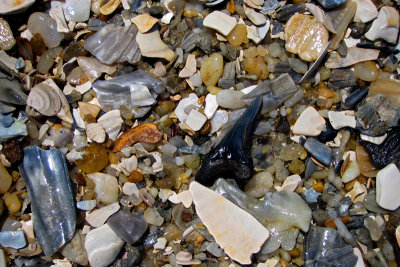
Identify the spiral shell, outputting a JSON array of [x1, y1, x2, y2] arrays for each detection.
[[27, 83, 62, 116]]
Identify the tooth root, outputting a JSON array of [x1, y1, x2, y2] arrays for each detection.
[[195, 96, 262, 186]]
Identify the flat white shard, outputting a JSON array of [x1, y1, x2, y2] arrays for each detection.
[[189, 181, 269, 264], [292, 106, 326, 136], [203, 11, 237, 36], [376, 163, 400, 210]]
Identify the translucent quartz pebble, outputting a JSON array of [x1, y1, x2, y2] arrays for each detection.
[[0, 231, 26, 249], [27, 12, 64, 48], [84, 24, 141, 65], [212, 178, 311, 254], [304, 225, 357, 267], [85, 224, 124, 267], [190, 181, 269, 264], [200, 53, 224, 87], [216, 89, 245, 109], [144, 207, 164, 226], [0, 163, 12, 194], [19, 146, 76, 256], [63, 0, 91, 22], [107, 209, 148, 244], [92, 70, 164, 111]]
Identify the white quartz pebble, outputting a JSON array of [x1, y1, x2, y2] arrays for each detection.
[[87, 173, 119, 205], [376, 163, 400, 210], [175, 93, 200, 123], [275, 174, 302, 192], [122, 182, 140, 196], [63, 0, 91, 22], [353, 0, 378, 23], [85, 224, 124, 267], [292, 107, 326, 136], [154, 237, 167, 250]]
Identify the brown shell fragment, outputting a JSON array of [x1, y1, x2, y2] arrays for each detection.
[[113, 123, 162, 152], [284, 14, 329, 62]]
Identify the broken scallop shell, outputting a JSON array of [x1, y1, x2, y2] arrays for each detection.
[[27, 83, 62, 116]]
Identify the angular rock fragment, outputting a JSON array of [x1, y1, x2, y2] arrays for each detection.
[[60, 230, 88, 266], [19, 146, 76, 256], [136, 30, 175, 61], [189, 181, 269, 265], [86, 202, 120, 228], [325, 47, 379, 69], [212, 178, 311, 254], [203, 11, 237, 36], [303, 138, 332, 167], [293, 107, 326, 136], [304, 225, 358, 267], [195, 96, 262, 186], [352, 0, 378, 23], [107, 209, 148, 244], [365, 6, 399, 44], [131, 14, 159, 33], [0, 231, 26, 249]]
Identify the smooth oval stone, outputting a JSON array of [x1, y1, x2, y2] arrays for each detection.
[[216, 90, 246, 109], [227, 24, 247, 47], [85, 224, 124, 267], [354, 61, 379, 82], [87, 173, 119, 205], [200, 53, 223, 86], [107, 209, 148, 244], [0, 163, 12, 194], [27, 12, 64, 48]]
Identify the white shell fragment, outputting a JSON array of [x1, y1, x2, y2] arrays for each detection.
[[49, 4, 69, 33], [97, 110, 124, 140], [185, 109, 207, 131], [325, 47, 379, 69], [376, 163, 400, 210], [204, 93, 218, 119], [292, 107, 326, 136], [0, 0, 35, 15], [365, 6, 399, 44], [136, 31, 175, 61], [85, 202, 120, 228], [275, 174, 302, 192], [352, 0, 378, 23], [246, 21, 270, 44], [177, 190, 192, 208], [179, 54, 197, 78], [86, 123, 106, 143], [328, 111, 356, 130], [360, 133, 387, 145], [85, 224, 124, 267], [189, 181, 269, 265], [203, 11, 237, 36], [342, 158, 360, 183], [244, 5, 266, 26], [175, 93, 200, 123]]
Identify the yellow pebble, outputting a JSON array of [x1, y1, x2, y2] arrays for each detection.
[[226, 24, 247, 47], [3, 192, 21, 213]]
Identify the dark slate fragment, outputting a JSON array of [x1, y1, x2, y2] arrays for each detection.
[[328, 69, 358, 89], [88, 18, 107, 31], [276, 3, 306, 22], [195, 96, 262, 187], [276, 116, 290, 133], [304, 138, 332, 167], [19, 146, 76, 256], [342, 87, 369, 109], [143, 229, 163, 248], [317, 119, 336, 143], [304, 225, 358, 267], [107, 209, 148, 244]]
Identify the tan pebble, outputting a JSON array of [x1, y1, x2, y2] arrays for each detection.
[[203, 11, 237, 36], [99, 0, 121, 15], [136, 30, 175, 61], [78, 102, 101, 119], [131, 14, 159, 34], [200, 53, 223, 86], [0, 163, 12, 194], [3, 192, 21, 213], [86, 123, 106, 143], [292, 106, 326, 136], [153, 62, 167, 77], [354, 61, 379, 82], [176, 251, 193, 262], [284, 14, 329, 62]]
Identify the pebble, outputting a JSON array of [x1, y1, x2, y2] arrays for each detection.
[[177, 190, 192, 208], [364, 215, 382, 241], [346, 181, 367, 202], [216, 89, 245, 109], [244, 5, 267, 26], [60, 230, 88, 266], [107, 209, 148, 244], [176, 251, 193, 262], [85, 202, 120, 228], [76, 200, 97, 211], [328, 111, 356, 130], [203, 11, 237, 36], [87, 173, 119, 205], [139, 188, 155, 206], [144, 207, 164, 226], [0, 231, 26, 249], [376, 163, 400, 210], [288, 58, 308, 74], [86, 123, 106, 143], [352, 0, 378, 23], [0, 163, 12, 194], [275, 174, 302, 191], [27, 12, 64, 48], [369, 79, 400, 108], [154, 237, 167, 250], [200, 53, 224, 86], [136, 31, 175, 61], [341, 158, 360, 183], [85, 224, 124, 267], [227, 24, 247, 47], [365, 6, 399, 44], [284, 14, 329, 62], [0, 18, 15, 51], [325, 47, 379, 69], [292, 107, 326, 136], [3, 192, 21, 213], [63, 0, 91, 22], [353, 61, 379, 82], [189, 181, 269, 265]]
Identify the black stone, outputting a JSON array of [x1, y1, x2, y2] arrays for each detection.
[[195, 96, 262, 187], [276, 116, 290, 133], [317, 119, 336, 143], [342, 87, 369, 109]]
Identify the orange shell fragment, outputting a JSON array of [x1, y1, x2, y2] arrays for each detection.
[[113, 123, 162, 152]]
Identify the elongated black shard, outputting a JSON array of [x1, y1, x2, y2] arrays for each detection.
[[195, 96, 262, 186], [19, 146, 76, 256]]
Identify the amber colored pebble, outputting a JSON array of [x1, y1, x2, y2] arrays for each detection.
[[75, 143, 109, 173], [292, 0, 307, 3], [3, 193, 21, 213], [244, 56, 269, 79], [108, 152, 119, 165], [198, 95, 205, 105], [61, 40, 87, 62], [342, 215, 350, 224], [227, 0, 235, 14], [207, 86, 221, 95], [183, 8, 198, 18], [324, 218, 337, 229], [30, 33, 46, 57], [356, 145, 379, 177], [319, 84, 335, 98], [129, 169, 144, 183], [312, 180, 324, 193], [289, 159, 305, 174], [288, 247, 301, 258], [227, 24, 247, 47], [16, 37, 34, 61], [186, 230, 205, 247], [113, 123, 163, 152], [199, 120, 211, 135]]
